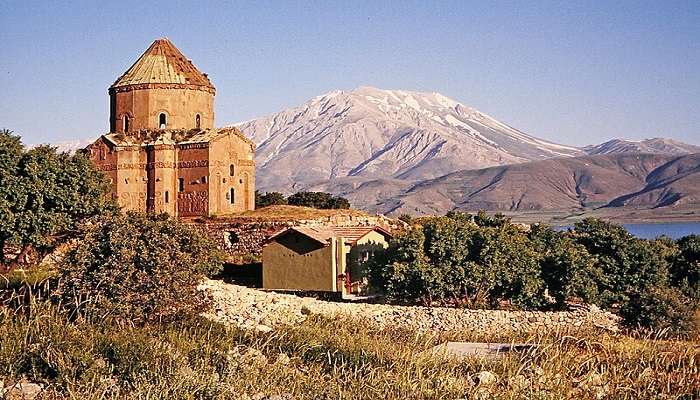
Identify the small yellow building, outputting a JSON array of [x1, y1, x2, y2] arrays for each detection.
[[262, 225, 391, 295]]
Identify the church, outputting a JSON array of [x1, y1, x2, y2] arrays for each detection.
[[87, 38, 255, 217]]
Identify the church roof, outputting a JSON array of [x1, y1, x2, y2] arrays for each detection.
[[269, 225, 392, 246], [110, 38, 215, 91]]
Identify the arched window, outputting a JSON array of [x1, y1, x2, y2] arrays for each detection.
[[123, 115, 130, 133], [230, 188, 235, 204], [195, 114, 201, 129], [159, 113, 167, 129], [229, 164, 235, 176], [201, 176, 207, 184]]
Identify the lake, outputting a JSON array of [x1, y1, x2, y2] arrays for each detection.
[[556, 222, 700, 239]]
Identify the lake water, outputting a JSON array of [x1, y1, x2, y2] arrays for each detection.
[[556, 222, 700, 239]]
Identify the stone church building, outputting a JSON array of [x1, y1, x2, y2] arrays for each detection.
[[87, 38, 255, 217]]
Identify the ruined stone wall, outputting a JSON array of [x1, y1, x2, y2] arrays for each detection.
[[200, 279, 622, 334]]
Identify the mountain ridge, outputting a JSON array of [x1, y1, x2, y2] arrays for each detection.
[[235, 86, 583, 192], [310, 153, 700, 216]]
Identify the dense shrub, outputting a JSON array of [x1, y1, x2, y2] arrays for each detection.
[[529, 225, 602, 307], [619, 287, 698, 335], [570, 218, 671, 307], [54, 212, 224, 325], [287, 191, 350, 209], [255, 190, 288, 207], [672, 235, 700, 301], [368, 228, 439, 304], [370, 213, 698, 334], [370, 216, 546, 308], [475, 224, 545, 308], [0, 129, 114, 268]]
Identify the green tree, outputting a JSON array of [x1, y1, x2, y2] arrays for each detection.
[[619, 286, 697, 335], [368, 228, 443, 304], [0, 129, 23, 263], [371, 215, 546, 308], [0, 131, 114, 269], [475, 224, 545, 308], [397, 214, 413, 224], [571, 218, 670, 307], [55, 212, 224, 325], [473, 211, 510, 228], [287, 191, 350, 209], [421, 216, 482, 304], [529, 224, 601, 308], [672, 235, 700, 302], [255, 191, 288, 207]]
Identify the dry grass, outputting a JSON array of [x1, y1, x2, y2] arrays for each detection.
[[0, 301, 697, 399], [204, 205, 371, 222]]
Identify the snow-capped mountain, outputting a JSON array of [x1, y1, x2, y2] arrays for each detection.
[[236, 86, 582, 192], [584, 138, 700, 156], [30, 138, 96, 153]]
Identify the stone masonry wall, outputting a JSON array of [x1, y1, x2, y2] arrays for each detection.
[[199, 279, 621, 334], [191, 215, 396, 261]]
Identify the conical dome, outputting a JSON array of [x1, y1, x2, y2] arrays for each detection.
[[110, 38, 215, 93]]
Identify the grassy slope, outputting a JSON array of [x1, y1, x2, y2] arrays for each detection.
[[0, 302, 697, 399], [188, 205, 371, 223]]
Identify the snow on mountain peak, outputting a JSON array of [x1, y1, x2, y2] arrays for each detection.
[[235, 86, 583, 193]]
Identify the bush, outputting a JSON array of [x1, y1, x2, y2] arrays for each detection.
[[529, 225, 602, 308], [672, 235, 700, 301], [370, 216, 546, 308], [619, 287, 698, 335], [287, 191, 350, 209], [0, 129, 114, 269], [255, 191, 288, 208], [368, 228, 440, 304], [54, 212, 224, 325], [570, 218, 670, 307]]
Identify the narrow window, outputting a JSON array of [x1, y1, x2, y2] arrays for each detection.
[[229, 164, 235, 176], [165, 191, 169, 203], [201, 176, 207, 184], [159, 113, 167, 129], [195, 114, 201, 129], [123, 115, 129, 133], [230, 188, 235, 204], [178, 177, 184, 192]]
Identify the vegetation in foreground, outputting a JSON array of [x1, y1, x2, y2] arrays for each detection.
[[369, 212, 700, 336], [0, 300, 697, 399]]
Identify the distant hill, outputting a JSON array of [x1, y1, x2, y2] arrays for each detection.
[[608, 153, 700, 209], [584, 138, 700, 156], [313, 153, 700, 216]]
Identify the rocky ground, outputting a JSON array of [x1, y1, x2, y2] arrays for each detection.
[[198, 279, 620, 335]]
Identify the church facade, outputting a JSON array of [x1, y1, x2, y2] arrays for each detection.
[[87, 38, 255, 217]]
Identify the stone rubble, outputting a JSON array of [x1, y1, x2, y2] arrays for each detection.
[[198, 279, 621, 334]]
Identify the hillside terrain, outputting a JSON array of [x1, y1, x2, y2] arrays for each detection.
[[313, 153, 700, 216], [584, 138, 700, 155], [234, 87, 700, 218], [236, 86, 581, 191]]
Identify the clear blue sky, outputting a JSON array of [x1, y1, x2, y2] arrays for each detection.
[[1, 0, 699, 146]]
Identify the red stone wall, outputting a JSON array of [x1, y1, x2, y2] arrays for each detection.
[[177, 145, 211, 216]]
